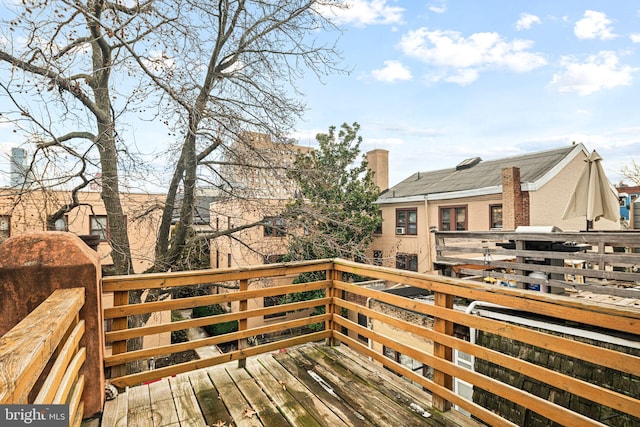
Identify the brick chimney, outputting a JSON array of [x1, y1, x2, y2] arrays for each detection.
[[502, 167, 529, 230], [366, 149, 389, 192]]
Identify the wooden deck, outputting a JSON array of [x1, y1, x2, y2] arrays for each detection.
[[98, 342, 479, 427]]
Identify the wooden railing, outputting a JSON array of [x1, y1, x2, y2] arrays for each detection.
[[0, 288, 86, 427], [435, 230, 640, 298], [103, 259, 640, 427]]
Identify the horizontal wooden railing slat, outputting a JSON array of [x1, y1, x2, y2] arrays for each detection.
[[334, 297, 640, 418], [34, 319, 85, 404], [0, 288, 85, 404], [333, 279, 640, 377], [103, 280, 329, 319], [104, 313, 330, 366], [102, 260, 334, 292], [109, 330, 330, 388], [105, 297, 327, 342]]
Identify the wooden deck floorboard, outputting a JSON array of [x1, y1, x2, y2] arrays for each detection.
[[99, 342, 483, 427]]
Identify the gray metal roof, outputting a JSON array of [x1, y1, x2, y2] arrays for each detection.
[[379, 144, 582, 201]]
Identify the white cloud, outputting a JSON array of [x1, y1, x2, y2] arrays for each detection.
[[428, 1, 447, 14], [574, 10, 616, 40], [516, 13, 541, 31], [551, 51, 636, 95], [371, 60, 412, 82], [398, 28, 546, 85], [631, 33, 640, 43], [320, 0, 404, 27]]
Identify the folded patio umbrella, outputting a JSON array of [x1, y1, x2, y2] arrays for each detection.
[[562, 150, 619, 231]]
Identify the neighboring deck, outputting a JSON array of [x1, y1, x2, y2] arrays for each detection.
[[99, 342, 477, 427]]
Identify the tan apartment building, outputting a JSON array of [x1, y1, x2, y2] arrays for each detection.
[[368, 143, 620, 274], [209, 132, 314, 329]]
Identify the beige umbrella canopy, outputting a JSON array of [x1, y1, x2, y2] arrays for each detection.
[[562, 150, 620, 231]]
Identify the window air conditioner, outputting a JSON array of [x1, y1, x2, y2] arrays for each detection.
[[396, 227, 405, 235]]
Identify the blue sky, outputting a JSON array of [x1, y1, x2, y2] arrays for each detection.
[[0, 1, 638, 190], [291, 1, 640, 187]]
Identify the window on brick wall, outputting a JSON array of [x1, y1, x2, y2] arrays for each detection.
[[263, 216, 286, 237], [374, 210, 383, 234], [490, 204, 503, 229], [90, 215, 108, 241], [396, 253, 418, 272], [440, 206, 467, 231], [396, 208, 417, 235]]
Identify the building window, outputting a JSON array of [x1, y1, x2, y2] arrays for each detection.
[[90, 215, 108, 241], [374, 210, 383, 234], [373, 250, 383, 266], [0, 215, 10, 242], [227, 253, 232, 268], [396, 253, 418, 272], [490, 204, 503, 229], [440, 206, 467, 231], [54, 216, 68, 231], [264, 294, 286, 319], [264, 216, 285, 237], [396, 208, 417, 235]]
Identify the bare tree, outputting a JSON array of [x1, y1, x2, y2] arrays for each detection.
[[1, 0, 345, 273], [621, 160, 640, 186]]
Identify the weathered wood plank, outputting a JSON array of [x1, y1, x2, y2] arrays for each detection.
[[206, 364, 262, 427], [318, 343, 434, 409], [149, 378, 180, 426], [256, 354, 350, 427], [188, 369, 233, 427], [245, 357, 322, 427], [324, 343, 488, 427], [127, 383, 154, 426], [294, 345, 434, 427], [168, 374, 207, 427], [101, 391, 128, 427], [224, 364, 291, 427], [274, 349, 371, 427]]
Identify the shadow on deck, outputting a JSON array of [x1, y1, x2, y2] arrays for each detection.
[[99, 342, 478, 427]]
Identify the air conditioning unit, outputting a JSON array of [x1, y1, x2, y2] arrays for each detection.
[[396, 227, 405, 235]]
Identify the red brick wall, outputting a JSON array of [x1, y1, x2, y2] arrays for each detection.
[[502, 167, 530, 230]]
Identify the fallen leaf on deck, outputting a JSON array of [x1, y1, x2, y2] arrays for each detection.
[[243, 408, 257, 418], [278, 380, 286, 390], [213, 421, 226, 427]]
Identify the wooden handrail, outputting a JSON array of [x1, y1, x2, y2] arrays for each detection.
[[0, 287, 86, 424], [102, 258, 640, 426]]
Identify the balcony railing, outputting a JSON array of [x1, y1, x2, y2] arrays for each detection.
[[0, 288, 86, 427], [435, 230, 640, 298], [102, 258, 640, 427]]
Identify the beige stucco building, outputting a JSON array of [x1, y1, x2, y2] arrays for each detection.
[[368, 143, 620, 274], [209, 132, 314, 329]]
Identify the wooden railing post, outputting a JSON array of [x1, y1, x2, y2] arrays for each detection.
[[433, 291, 454, 412], [110, 290, 129, 378], [326, 267, 340, 346], [237, 279, 248, 368], [0, 232, 104, 418]]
